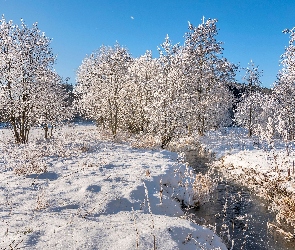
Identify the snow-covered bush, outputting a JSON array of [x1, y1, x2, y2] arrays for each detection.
[[148, 35, 186, 147], [122, 51, 157, 133]]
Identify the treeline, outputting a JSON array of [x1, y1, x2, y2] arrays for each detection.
[[75, 19, 237, 147], [1, 16, 294, 145]]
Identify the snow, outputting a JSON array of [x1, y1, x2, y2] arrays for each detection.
[[200, 127, 295, 195], [0, 125, 226, 250]]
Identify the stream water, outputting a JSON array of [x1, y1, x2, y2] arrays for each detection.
[[185, 150, 295, 250]]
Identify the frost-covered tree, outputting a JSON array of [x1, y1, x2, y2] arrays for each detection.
[[35, 72, 74, 139], [252, 93, 277, 142], [235, 92, 274, 144], [235, 60, 263, 137], [272, 28, 295, 140], [243, 60, 263, 90], [123, 51, 158, 133], [182, 19, 236, 135], [75, 43, 132, 136], [148, 35, 186, 147], [0, 17, 64, 143]]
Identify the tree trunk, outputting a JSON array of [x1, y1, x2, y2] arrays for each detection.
[[44, 125, 48, 139], [50, 125, 54, 137], [248, 104, 252, 137]]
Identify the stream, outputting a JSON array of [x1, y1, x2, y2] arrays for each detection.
[[185, 150, 295, 250]]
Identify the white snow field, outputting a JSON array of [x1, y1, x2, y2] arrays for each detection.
[[0, 124, 226, 250]]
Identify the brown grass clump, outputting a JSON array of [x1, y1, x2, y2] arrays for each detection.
[[14, 160, 47, 176], [130, 134, 159, 149], [274, 195, 295, 228], [13, 149, 48, 176], [192, 174, 215, 207]]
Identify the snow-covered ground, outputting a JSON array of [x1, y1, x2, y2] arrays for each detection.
[[0, 125, 226, 250], [200, 127, 295, 193]]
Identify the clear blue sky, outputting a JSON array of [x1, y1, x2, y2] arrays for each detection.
[[1, 0, 295, 88]]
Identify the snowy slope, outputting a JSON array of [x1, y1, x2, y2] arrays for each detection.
[[0, 125, 226, 250], [200, 127, 295, 195]]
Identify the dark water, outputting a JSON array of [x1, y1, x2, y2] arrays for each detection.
[[185, 151, 295, 250]]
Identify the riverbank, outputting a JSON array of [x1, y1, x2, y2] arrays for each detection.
[[0, 125, 226, 250], [199, 127, 295, 238]]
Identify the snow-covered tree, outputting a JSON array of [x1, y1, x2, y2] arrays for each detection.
[[244, 60, 262, 88], [235, 91, 271, 138], [235, 60, 263, 136], [123, 51, 158, 133], [148, 35, 186, 147], [272, 28, 295, 140], [75, 43, 132, 136], [0, 17, 65, 143], [35, 72, 74, 139], [182, 19, 236, 135]]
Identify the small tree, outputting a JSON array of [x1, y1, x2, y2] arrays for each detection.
[[272, 28, 295, 140], [235, 60, 263, 137], [235, 91, 268, 138], [35, 72, 74, 139]]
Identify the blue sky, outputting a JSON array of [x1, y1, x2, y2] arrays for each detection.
[[1, 0, 295, 88]]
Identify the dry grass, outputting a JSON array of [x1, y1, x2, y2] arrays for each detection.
[[274, 195, 295, 229], [12, 148, 48, 176], [218, 158, 295, 234], [14, 158, 48, 176], [130, 134, 159, 149], [35, 189, 50, 210], [192, 174, 215, 207]]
